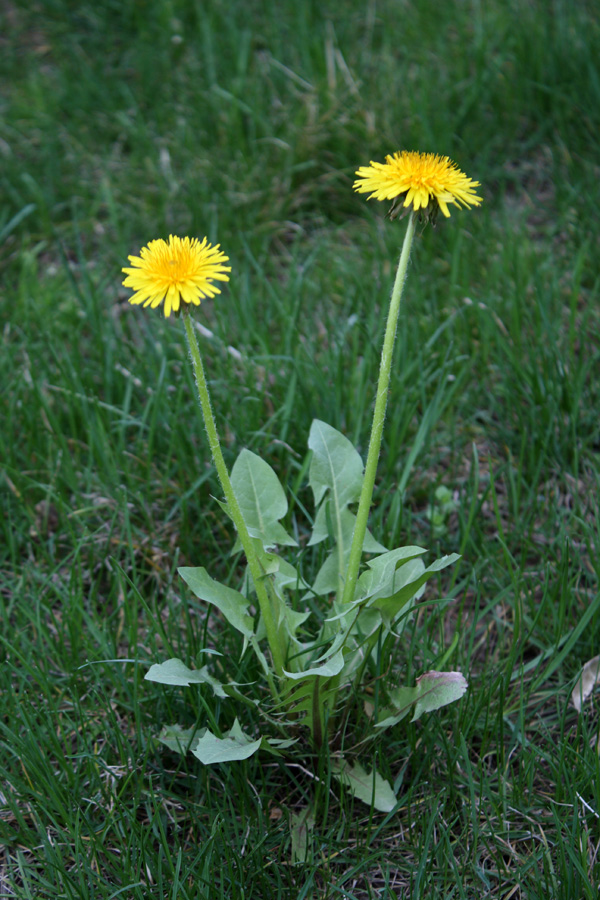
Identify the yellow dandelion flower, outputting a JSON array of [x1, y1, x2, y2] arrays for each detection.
[[354, 150, 482, 220], [122, 235, 231, 318]]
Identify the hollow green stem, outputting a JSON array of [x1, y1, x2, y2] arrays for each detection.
[[183, 313, 285, 679], [341, 213, 417, 606]]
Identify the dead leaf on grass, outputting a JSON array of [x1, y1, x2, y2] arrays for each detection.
[[571, 655, 600, 713]]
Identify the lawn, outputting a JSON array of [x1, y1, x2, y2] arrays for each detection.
[[1, 0, 600, 897]]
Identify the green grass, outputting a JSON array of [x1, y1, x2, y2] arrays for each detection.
[[2, 0, 600, 896]]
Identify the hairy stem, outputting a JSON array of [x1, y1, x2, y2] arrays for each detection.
[[183, 313, 285, 680], [341, 213, 416, 606]]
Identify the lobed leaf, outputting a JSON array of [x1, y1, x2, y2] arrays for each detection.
[[283, 649, 345, 680], [192, 719, 262, 764], [145, 657, 228, 697], [157, 723, 199, 755], [278, 672, 340, 725]]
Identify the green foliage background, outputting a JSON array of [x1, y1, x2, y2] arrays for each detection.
[[1, 0, 600, 897]]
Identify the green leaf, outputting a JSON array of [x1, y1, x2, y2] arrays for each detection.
[[370, 553, 460, 627], [309, 504, 385, 553], [308, 420, 363, 509], [378, 670, 468, 728], [290, 807, 315, 864], [279, 673, 339, 719], [306, 498, 331, 546], [247, 550, 311, 646], [157, 724, 199, 755], [283, 649, 345, 680], [262, 553, 306, 590], [145, 658, 229, 697], [357, 546, 428, 601], [347, 606, 382, 643], [231, 448, 297, 548], [179, 566, 254, 638], [332, 759, 397, 812], [261, 554, 311, 635], [311, 628, 349, 663], [309, 507, 386, 598], [278, 603, 312, 637], [261, 736, 299, 754], [307, 422, 387, 601], [309, 503, 385, 552], [310, 552, 341, 597], [373, 706, 414, 731], [409, 670, 468, 721], [192, 719, 262, 764], [366, 557, 425, 628]]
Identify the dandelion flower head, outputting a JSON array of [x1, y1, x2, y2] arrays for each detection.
[[122, 235, 231, 318], [354, 151, 481, 219]]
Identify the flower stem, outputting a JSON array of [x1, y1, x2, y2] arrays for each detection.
[[182, 313, 285, 678], [341, 213, 416, 606]]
